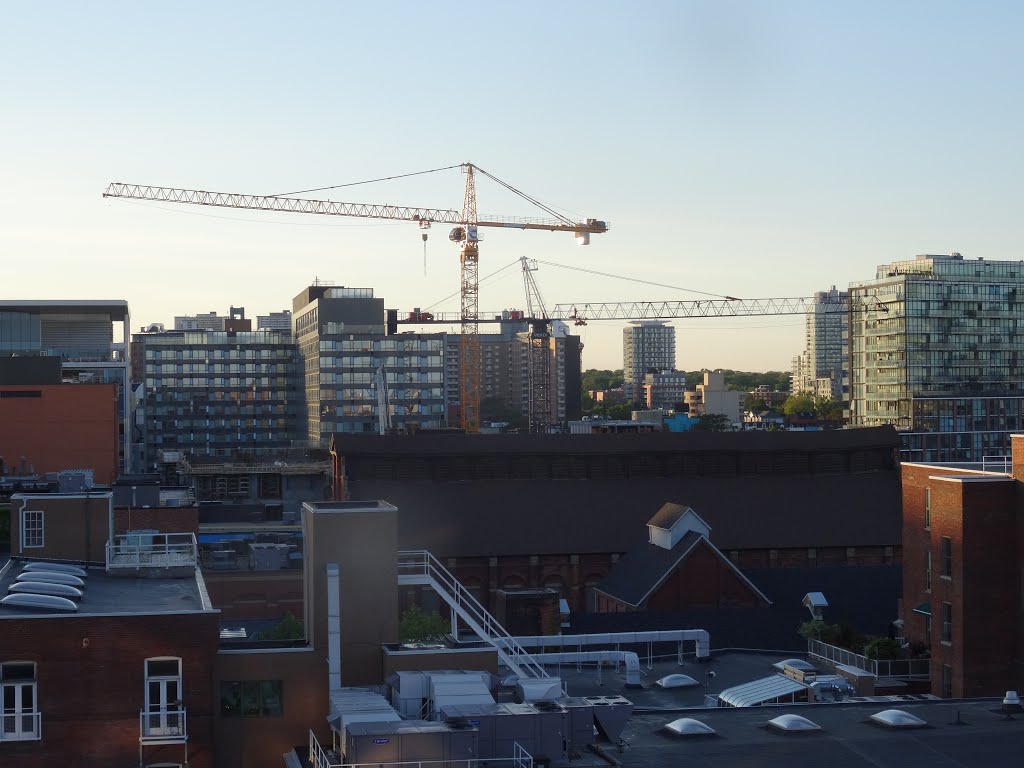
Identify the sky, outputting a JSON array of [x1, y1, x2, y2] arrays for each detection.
[[3, 2, 1024, 372]]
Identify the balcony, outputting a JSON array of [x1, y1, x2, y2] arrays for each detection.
[[0, 711, 41, 741], [106, 532, 198, 573], [139, 708, 187, 744]]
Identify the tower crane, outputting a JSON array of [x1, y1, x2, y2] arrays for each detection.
[[103, 164, 609, 433], [520, 256, 553, 433]]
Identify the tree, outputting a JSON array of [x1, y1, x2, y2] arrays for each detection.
[[399, 606, 450, 642], [692, 413, 731, 432], [255, 612, 304, 641], [782, 393, 815, 416], [480, 396, 528, 430]]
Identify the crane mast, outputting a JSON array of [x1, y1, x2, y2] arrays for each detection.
[[458, 165, 481, 433], [104, 165, 607, 436]]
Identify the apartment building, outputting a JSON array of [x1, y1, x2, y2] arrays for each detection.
[[293, 285, 445, 443], [790, 286, 848, 401], [623, 321, 675, 401], [850, 253, 1024, 461], [133, 327, 301, 468]]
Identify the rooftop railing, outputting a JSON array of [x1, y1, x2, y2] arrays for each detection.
[[309, 730, 533, 768], [0, 711, 41, 741], [807, 639, 930, 681], [106, 532, 198, 570], [139, 707, 187, 742]]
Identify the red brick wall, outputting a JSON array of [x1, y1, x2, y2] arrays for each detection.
[[114, 505, 199, 535], [1, 611, 219, 768], [901, 462, 1022, 697], [0, 384, 119, 484], [645, 543, 768, 611], [203, 570, 305, 621]]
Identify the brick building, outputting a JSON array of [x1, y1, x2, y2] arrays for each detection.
[[901, 436, 1024, 697], [0, 383, 119, 484], [331, 428, 902, 615]]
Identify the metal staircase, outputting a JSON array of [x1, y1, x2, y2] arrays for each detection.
[[397, 550, 549, 680]]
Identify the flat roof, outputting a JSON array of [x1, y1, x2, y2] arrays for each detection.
[[0, 300, 129, 320], [0, 559, 214, 618], [929, 475, 1015, 484], [302, 500, 397, 514]]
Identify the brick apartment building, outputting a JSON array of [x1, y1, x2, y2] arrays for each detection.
[[901, 434, 1024, 698]]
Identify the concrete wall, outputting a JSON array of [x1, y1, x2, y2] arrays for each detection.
[[303, 502, 399, 687]]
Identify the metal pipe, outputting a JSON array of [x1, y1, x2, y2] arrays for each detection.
[[327, 564, 341, 691]]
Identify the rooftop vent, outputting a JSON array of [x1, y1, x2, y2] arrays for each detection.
[[24, 562, 88, 578], [655, 674, 700, 689], [8, 581, 83, 600], [869, 709, 927, 729], [0, 593, 78, 612], [664, 718, 716, 736], [16, 571, 85, 589], [768, 714, 821, 732]]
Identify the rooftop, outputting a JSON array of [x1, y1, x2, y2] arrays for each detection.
[[552, 655, 1018, 767], [0, 558, 214, 618], [0, 300, 129, 320]]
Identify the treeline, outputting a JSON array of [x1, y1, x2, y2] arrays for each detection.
[[582, 369, 790, 394]]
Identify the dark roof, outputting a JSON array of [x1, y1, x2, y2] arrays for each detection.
[[595, 532, 769, 608], [331, 426, 899, 457], [349, 471, 900, 557], [647, 502, 690, 530], [570, 565, 901, 651]]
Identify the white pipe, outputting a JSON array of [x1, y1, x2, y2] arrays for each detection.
[[327, 564, 341, 691], [530, 651, 643, 686], [16, 498, 28, 555], [497, 630, 711, 660]]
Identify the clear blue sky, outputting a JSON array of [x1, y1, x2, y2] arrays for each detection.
[[3, 2, 1023, 371]]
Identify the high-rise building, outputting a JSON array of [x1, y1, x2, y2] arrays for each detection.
[[850, 253, 1024, 461], [293, 285, 446, 444], [133, 327, 301, 467], [643, 370, 687, 412], [257, 310, 292, 333], [174, 311, 227, 331], [444, 317, 581, 428], [623, 321, 676, 401], [0, 300, 132, 472], [790, 286, 848, 401]]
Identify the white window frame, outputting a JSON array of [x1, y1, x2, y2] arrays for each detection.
[[21, 510, 43, 550], [1, 661, 40, 742], [144, 657, 183, 737]]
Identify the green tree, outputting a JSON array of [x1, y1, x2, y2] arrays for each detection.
[[864, 637, 902, 660], [692, 413, 731, 431], [255, 612, 304, 641], [399, 606, 450, 642], [480, 397, 528, 430], [782, 393, 815, 416]]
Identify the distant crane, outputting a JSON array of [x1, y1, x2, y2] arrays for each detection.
[[520, 256, 553, 433], [103, 165, 609, 432]]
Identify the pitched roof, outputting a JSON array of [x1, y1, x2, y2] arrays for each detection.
[[647, 503, 691, 530], [595, 532, 771, 608]]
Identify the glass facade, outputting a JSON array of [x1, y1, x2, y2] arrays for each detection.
[[850, 254, 1024, 461], [136, 330, 301, 466]]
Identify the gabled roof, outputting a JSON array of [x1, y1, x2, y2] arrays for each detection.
[[595, 531, 771, 609], [647, 502, 691, 530]]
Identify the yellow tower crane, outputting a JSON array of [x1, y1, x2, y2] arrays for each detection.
[[104, 164, 608, 432]]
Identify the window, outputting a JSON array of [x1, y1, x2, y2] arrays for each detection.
[[220, 680, 282, 718], [21, 510, 43, 549], [1, 662, 40, 741], [144, 658, 184, 738], [924, 488, 931, 529], [941, 536, 952, 578], [925, 550, 932, 592], [941, 602, 952, 643], [941, 664, 953, 698]]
